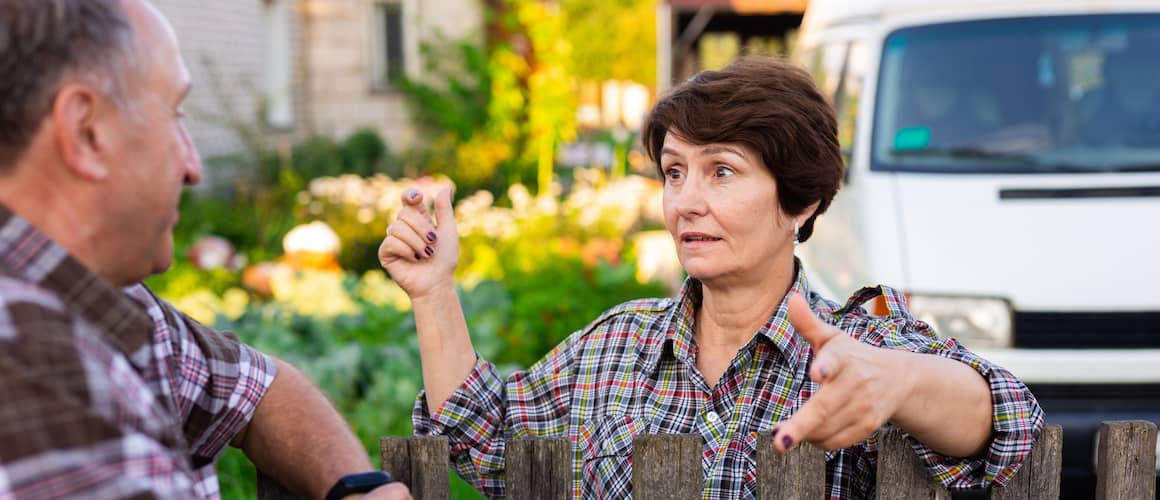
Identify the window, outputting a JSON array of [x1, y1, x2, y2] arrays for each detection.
[[873, 15, 1160, 174], [834, 41, 868, 160], [372, 2, 405, 88], [804, 40, 865, 168], [262, 0, 294, 128]]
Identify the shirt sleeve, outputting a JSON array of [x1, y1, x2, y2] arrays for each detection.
[[844, 287, 1045, 491], [0, 300, 200, 499], [413, 340, 578, 499], [138, 288, 278, 466]]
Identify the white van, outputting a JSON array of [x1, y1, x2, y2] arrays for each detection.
[[792, 0, 1160, 495]]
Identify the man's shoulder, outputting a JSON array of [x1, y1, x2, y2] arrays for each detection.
[[0, 275, 72, 340]]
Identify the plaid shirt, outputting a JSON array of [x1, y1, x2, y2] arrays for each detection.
[[414, 263, 1044, 499], [0, 206, 276, 499]]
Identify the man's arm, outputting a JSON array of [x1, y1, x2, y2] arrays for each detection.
[[230, 358, 374, 499], [129, 286, 408, 500]]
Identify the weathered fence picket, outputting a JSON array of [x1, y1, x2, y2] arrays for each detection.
[[1095, 420, 1158, 500], [506, 437, 571, 500], [633, 434, 702, 500], [257, 421, 1158, 500], [381, 436, 450, 500]]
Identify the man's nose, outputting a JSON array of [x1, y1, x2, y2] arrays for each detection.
[[179, 124, 202, 186]]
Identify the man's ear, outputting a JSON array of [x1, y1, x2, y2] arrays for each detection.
[[52, 83, 112, 181]]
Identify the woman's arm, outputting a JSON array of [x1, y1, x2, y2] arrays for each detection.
[[888, 350, 992, 456], [378, 188, 476, 413], [410, 283, 478, 413], [774, 294, 991, 456]]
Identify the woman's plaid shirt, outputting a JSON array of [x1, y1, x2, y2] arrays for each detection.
[[414, 268, 1044, 499]]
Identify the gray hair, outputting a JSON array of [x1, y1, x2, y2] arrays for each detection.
[[0, 0, 138, 169]]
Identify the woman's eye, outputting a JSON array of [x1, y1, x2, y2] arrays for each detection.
[[715, 165, 734, 177], [664, 167, 683, 180]]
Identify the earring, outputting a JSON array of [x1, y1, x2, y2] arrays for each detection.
[[793, 222, 800, 247]]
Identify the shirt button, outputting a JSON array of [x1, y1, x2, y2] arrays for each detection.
[[706, 411, 720, 423]]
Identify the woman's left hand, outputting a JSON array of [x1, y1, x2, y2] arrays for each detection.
[[772, 294, 916, 452]]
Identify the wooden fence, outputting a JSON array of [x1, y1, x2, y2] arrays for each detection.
[[257, 420, 1158, 499]]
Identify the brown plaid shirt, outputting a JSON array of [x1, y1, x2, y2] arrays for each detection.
[[0, 206, 276, 499]]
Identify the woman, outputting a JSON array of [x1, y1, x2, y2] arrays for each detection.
[[378, 57, 1043, 499]]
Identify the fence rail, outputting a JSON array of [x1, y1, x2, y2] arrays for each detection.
[[257, 420, 1158, 499]]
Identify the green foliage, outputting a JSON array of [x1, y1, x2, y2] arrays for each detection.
[[397, 1, 578, 198], [499, 256, 664, 368], [181, 271, 507, 499], [167, 190, 298, 264], [400, 41, 492, 142], [561, 0, 657, 85], [342, 128, 391, 176]]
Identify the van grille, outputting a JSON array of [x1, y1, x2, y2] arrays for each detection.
[[1014, 312, 1160, 349]]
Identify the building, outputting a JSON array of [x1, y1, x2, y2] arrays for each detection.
[[151, 0, 482, 185], [657, 0, 809, 89]]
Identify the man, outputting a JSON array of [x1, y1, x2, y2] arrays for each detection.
[[0, 1, 409, 498]]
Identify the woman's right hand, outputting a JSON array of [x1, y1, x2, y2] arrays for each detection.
[[378, 187, 459, 299]]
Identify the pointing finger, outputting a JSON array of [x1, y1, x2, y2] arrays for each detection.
[[789, 293, 839, 351]]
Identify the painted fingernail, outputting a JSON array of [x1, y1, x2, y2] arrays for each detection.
[[427, 231, 438, 242], [770, 427, 780, 438], [782, 435, 793, 449], [819, 366, 829, 379], [424, 246, 434, 256], [408, 190, 420, 200], [414, 252, 423, 260]]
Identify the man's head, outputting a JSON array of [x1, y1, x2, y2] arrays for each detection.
[[0, 0, 201, 286]]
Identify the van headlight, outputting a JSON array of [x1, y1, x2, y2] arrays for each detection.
[[907, 294, 1013, 348]]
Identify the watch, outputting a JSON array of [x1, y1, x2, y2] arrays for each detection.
[[324, 471, 394, 500]]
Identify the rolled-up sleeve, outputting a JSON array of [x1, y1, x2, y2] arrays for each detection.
[[413, 357, 508, 496], [873, 314, 1045, 490], [130, 287, 277, 466], [413, 337, 578, 499]]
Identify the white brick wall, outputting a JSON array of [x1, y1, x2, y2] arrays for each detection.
[[152, 0, 262, 156], [304, 0, 482, 151], [146, 0, 482, 179]]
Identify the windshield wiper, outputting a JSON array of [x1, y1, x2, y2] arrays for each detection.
[[1108, 162, 1160, 173], [890, 146, 1039, 164]]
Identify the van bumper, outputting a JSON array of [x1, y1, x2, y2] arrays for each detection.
[[973, 348, 1160, 384]]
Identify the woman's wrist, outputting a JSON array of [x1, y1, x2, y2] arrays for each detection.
[[409, 280, 458, 306]]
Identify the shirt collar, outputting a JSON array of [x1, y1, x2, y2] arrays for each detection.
[[0, 204, 155, 367], [642, 258, 814, 374]]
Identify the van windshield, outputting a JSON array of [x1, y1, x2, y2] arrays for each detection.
[[873, 15, 1160, 173]]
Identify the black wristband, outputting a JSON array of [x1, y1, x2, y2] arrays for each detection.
[[324, 471, 394, 500]]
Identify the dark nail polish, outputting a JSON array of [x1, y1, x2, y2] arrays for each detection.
[[414, 252, 423, 260], [424, 246, 434, 256], [782, 435, 793, 449], [770, 427, 780, 438], [409, 190, 420, 199], [819, 366, 829, 379], [427, 232, 438, 242]]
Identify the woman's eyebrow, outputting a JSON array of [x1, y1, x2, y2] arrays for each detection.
[[701, 145, 746, 158]]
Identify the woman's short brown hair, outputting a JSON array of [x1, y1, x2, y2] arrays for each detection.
[[642, 56, 844, 242]]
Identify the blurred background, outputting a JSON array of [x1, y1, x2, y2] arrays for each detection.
[[142, 0, 1160, 498], [148, 0, 811, 496]]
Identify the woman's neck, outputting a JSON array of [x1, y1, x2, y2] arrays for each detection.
[[695, 258, 797, 351]]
